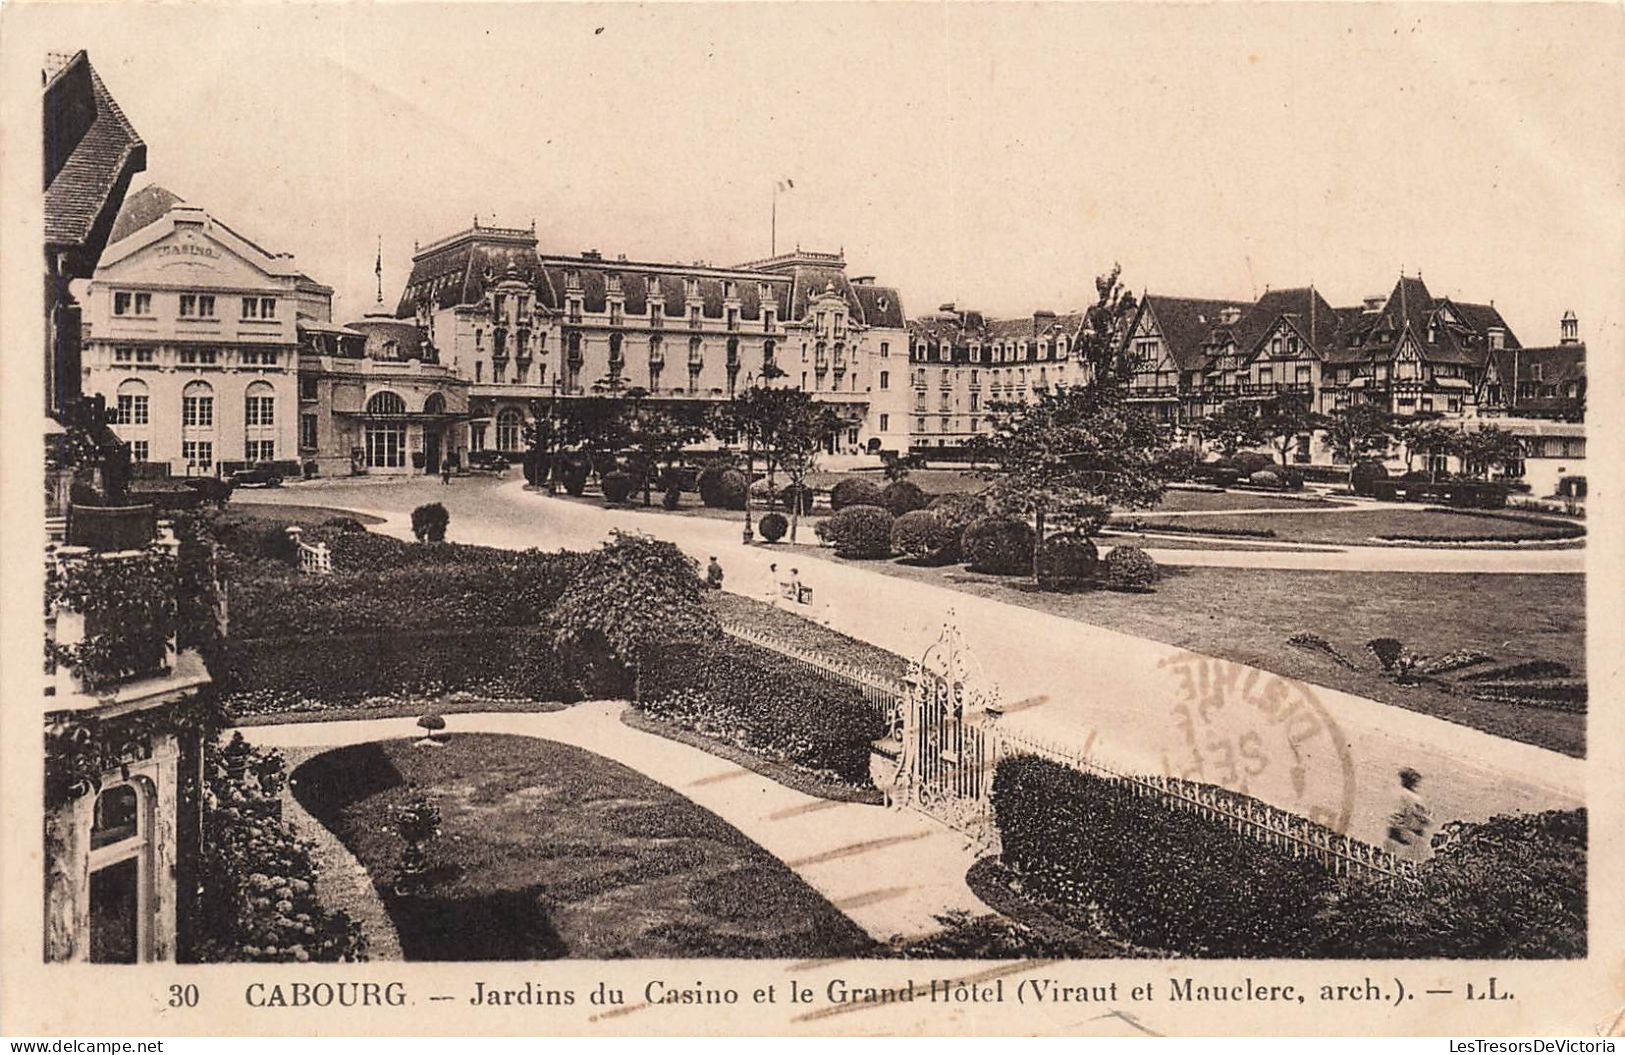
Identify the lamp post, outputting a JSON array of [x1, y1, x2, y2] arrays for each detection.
[[741, 370, 755, 543]]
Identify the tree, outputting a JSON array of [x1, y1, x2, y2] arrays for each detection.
[[1396, 417, 1458, 479], [551, 531, 719, 693], [976, 266, 1165, 576], [625, 405, 706, 505], [1453, 426, 1524, 480], [1325, 403, 1394, 465], [769, 393, 843, 542], [1196, 401, 1268, 459], [717, 381, 804, 536], [1256, 392, 1328, 467]]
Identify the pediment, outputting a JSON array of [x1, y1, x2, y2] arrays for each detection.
[[97, 220, 288, 290]]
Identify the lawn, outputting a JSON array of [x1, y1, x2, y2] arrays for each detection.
[[215, 503, 386, 527], [291, 734, 876, 960], [774, 547, 1586, 756], [1119, 507, 1584, 545], [707, 591, 909, 679], [1141, 488, 1347, 513]]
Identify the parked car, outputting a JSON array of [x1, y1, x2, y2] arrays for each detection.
[[180, 476, 234, 508], [465, 450, 510, 473], [230, 462, 285, 488]]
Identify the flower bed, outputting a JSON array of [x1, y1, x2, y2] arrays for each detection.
[[190, 733, 366, 963], [639, 640, 888, 787], [221, 627, 575, 717]]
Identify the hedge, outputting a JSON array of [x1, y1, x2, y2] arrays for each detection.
[[829, 477, 884, 511], [639, 640, 888, 785], [993, 756, 1587, 958], [891, 509, 960, 565], [410, 503, 449, 542], [993, 757, 1333, 955], [1120, 521, 1277, 539], [221, 627, 576, 717], [963, 515, 1035, 575], [924, 493, 986, 561], [1459, 659, 1573, 682], [825, 504, 895, 559], [1232, 452, 1275, 478], [1034, 534, 1098, 591], [881, 480, 929, 516], [699, 465, 747, 509]]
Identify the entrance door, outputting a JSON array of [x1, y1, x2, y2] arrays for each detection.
[[424, 430, 441, 474]]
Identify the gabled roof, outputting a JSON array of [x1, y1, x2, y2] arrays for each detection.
[[1138, 295, 1251, 371], [1489, 343, 1586, 387], [44, 50, 147, 277], [1233, 286, 1344, 363]]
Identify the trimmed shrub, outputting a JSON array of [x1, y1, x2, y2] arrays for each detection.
[[1459, 660, 1573, 683], [662, 486, 682, 511], [829, 477, 885, 511], [697, 463, 740, 508], [640, 640, 888, 786], [813, 518, 834, 545], [560, 459, 590, 496], [824, 504, 895, 559], [321, 516, 368, 535], [757, 512, 788, 543], [993, 757, 1333, 955], [1232, 452, 1275, 477], [410, 503, 449, 542], [923, 492, 985, 562], [880, 480, 929, 516], [700, 469, 748, 511], [1099, 545, 1159, 591], [1195, 464, 1242, 488], [891, 509, 960, 565], [1154, 446, 1204, 482], [601, 470, 635, 505], [1351, 459, 1390, 496], [778, 484, 815, 516], [1249, 469, 1283, 489], [1034, 534, 1099, 591], [963, 515, 1035, 576], [1280, 467, 1305, 490]]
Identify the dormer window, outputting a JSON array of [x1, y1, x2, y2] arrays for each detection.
[[764, 308, 777, 331], [1489, 328, 1505, 350], [565, 270, 581, 290], [684, 278, 699, 299], [724, 280, 738, 299], [607, 272, 622, 293]]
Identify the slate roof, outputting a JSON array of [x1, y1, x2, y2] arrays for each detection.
[[1321, 277, 1519, 366], [44, 50, 146, 277], [1231, 287, 1344, 362], [1138, 296, 1252, 371], [908, 309, 1087, 363], [346, 315, 433, 362], [1489, 343, 1586, 389], [108, 184, 183, 244]]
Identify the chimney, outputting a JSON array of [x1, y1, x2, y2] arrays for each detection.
[[1560, 310, 1579, 344], [1218, 306, 1242, 326], [1362, 295, 1385, 313], [939, 302, 956, 313], [582, 249, 602, 261]]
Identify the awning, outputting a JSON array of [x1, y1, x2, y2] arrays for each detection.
[[1432, 378, 1473, 390], [1347, 377, 1370, 389]]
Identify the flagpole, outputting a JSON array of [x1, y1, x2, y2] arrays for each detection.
[[771, 183, 777, 257]]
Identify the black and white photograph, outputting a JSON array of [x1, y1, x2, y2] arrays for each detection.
[[2, 0, 1620, 1039]]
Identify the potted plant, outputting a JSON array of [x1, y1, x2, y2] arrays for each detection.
[[392, 792, 442, 896]]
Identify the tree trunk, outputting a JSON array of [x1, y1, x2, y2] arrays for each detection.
[[1032, 507, 1046, 581]]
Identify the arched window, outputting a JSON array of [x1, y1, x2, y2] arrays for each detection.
[[364, 390, 407, 468], [180, 380, 215, 473], [366, 390, 406, 416], [424, 392, 446, 415], [496, 408, 523, 452], [243, 380, 276, 463], [89, 782, 149, 963], [114, 379, 151, 463]]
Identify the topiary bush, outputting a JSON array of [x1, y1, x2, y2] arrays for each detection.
[[1099, 545, 1159, 591], [824, 504, 895, 559], [662, 486, 682, 511], [757, 511, 788, 543], [891, 509, 960, 565], [1280, 467, 1305, 490], [1034, 534, 1099, 591], [697, 463, 740, 508], [1351, 459, 1389, 496], [925, 492, 986, 561], [1232, 452, 1275, 478], [560, 459, 590, 496], [713, 469, 748, 511], [881, 480, 929, 516], [1154, 446, 1204, 482], [601, 470, 635, 505], [829, 477, 884, 511], [963, 515, 1035, 575], [410, 502, 449, 542], [778, 484, 815, 516], [1249, 469, 1283, 490]]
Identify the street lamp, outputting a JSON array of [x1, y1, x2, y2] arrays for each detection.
[[741, 370, 755, 544]]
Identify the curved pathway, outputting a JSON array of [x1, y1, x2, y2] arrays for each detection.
[[237, 479, 1586, 842], [241, 702, 991, 946], [278, 750, 404, 961]]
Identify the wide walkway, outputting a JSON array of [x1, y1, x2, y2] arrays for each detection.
[[240, 477, 1586, 844], [243, 702, 991, 945]]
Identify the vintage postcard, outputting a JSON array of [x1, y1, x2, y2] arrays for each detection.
[[1, 0, 1620, 1039]]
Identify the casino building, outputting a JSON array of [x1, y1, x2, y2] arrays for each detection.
[[395, 221, 911, 457]]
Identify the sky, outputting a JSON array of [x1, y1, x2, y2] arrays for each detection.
[[15, 2, 1625, 346]]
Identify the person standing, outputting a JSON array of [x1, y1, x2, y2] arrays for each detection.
[[440, 459, 453, 485], [765, 562, 782, 607], [788, 567, 805, 606], [706, 555, 724, 590], [1384, 767, 1434, 863]]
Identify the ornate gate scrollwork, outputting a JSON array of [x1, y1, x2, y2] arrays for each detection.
[[888, 611, 1002, 856]]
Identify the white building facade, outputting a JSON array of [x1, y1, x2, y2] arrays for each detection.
[[83, 187, 320, 476]]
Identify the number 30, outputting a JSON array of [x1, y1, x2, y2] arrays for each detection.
[[168, 984, 199, 1008]]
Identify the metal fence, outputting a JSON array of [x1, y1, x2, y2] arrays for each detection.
[[722, 620, 1418, 884], [284, 527, 332, 575]]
